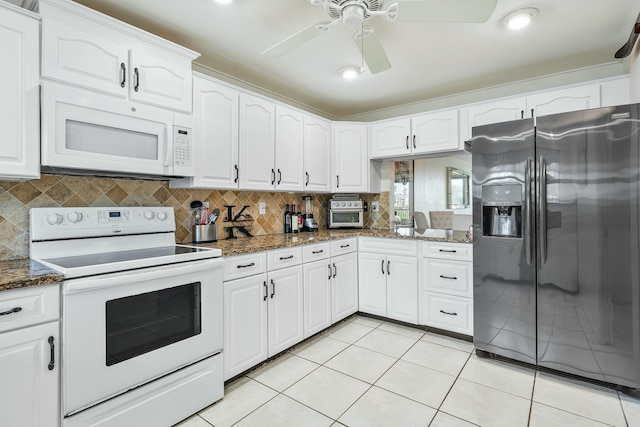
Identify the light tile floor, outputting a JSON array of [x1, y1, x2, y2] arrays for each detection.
[[175, 315, 640, 427]]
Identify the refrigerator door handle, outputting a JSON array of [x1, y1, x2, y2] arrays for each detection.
[[525, 158, 534, 265], [538, 156, 548, 266]]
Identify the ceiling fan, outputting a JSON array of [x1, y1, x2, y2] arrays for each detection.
[[261, 0, 498, 74]]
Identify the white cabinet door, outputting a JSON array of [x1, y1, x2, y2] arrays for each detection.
[[332, 252, 358, 323], [467, 97, 527, 137], [129, 49, 193, 113], [41, 18, 128, 98], [526, 84, 601, 118], [386, 255, 418, 324], [412, 110, 460, 154], [174, 76, 239, 189], [303, 116, 332, 192], [357, 252, 387, 317], [0, 5, 39, 180], [268, 266, 304, 355], [239, 94, 276, 191], [275, 106, 304, 191], [303, 260, 332, 337], [0, 322, 59, 427], [370, 118, 411, 159], [223, 274, 268, 380], [333, 124, 369, 193]]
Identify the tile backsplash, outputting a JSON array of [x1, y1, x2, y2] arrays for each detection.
[[0, 175, 389, 261]]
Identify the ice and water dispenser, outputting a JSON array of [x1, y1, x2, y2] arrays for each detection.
[[481, 184, 522, 238]]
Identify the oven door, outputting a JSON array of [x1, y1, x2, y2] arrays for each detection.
[[61, 258, 223, 416], [329, 209, 364, 228]]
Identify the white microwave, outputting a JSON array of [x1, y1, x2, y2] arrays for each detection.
[[41, 82, 194, 179]]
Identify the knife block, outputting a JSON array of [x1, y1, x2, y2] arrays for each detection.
[[192, 224, 218, 243]]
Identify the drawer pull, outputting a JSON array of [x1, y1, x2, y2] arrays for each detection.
[[312, 249, 324, 254], [0, 307, 22, 316], [340, 244, 350, 248], [237, 262, 255, 269], [440, 310, 458, 316], [439, 249, 457, 253], [439, 275, 458, 280], [279, 255, 294, 260], [48, 336, 55, 371]]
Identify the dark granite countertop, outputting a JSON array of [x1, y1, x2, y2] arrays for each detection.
[[195, 228, 471, 256], [0, 259, 63, 292]]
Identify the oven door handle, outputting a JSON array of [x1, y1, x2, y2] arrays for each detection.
[[62, 258, 223, 295]]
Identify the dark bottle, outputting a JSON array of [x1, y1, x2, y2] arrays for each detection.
[[297, 204, 303, 231], [291, 201, 299, 233], [284, 204, 292, 233]]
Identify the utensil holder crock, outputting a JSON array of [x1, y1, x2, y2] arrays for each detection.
[[192, 224, 217, 243]]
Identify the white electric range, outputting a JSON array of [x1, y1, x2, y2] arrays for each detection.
[[30, 206, 224, 427]]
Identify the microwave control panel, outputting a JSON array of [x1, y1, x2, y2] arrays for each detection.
[[173, 126, 193, 168]]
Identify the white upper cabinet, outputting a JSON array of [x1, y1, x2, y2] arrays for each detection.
[[0, 3, 39, 181], [526, 84, 600, 119], [239, 94, 276, 191], [370, 110, 460, 159], [274, 106, 304, 192], [171, 75, 239, 189], [467, 97, 527, 129], [370, 118, 411, 158], [39, 0, 198, 113], [333, 123, 380, 193], [238, 96, 304, 192], [303, 116, 332, 192]]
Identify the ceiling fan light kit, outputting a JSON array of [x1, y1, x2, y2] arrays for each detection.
[[501, 8, 539, 30], [339, 66, 363, 79], [262, 0, 498, 75]]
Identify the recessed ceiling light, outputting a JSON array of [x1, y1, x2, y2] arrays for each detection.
[[339, 66, 362, 79], [502, 8, 539, 30], [214, 0, 234, 4]]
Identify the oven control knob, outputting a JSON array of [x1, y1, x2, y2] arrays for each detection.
[[66, 212, 83, 223], [46, 213, 63, 225], [157, 211, 168, 221], [143, 211, 155, 220], [341, 202, 346, 207], [347, 202, 352, 206]]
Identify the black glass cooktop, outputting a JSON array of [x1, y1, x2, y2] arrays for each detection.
[[43, 246, 213, 269]]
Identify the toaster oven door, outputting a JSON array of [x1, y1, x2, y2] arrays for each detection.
[[329, 209, 363, 228]]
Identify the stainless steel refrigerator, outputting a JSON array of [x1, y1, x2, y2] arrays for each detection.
[[472, 103, 640, 389]]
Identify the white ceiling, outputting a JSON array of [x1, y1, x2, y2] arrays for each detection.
[[70, 0, 640, 119]]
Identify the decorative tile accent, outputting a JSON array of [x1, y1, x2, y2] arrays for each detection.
[[0, 175, 390, 260]]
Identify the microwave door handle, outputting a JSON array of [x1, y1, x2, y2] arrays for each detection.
[[164, 126, 173, 171]]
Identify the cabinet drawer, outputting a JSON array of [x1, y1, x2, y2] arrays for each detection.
[[425, 293, 473, 335], [0, 284, 60, 333], [424, 259, 472, 298], [268, 247, 302, 270], [223, 252, 267, 282], [302, 242, 330, 262], [330, 238, 357, 256], [359, 237, 417, 256], [423, 242, 472, 261]]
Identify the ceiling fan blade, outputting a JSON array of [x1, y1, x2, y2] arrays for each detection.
[[394, 0, 497, 23], [261, 23, 327, 58], [355, 31, 391, 74]]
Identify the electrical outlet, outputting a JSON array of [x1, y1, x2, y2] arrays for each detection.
[[259, 202, 266, 215], [371, 201, 379, 212]]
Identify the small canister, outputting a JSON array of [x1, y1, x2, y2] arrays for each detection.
[[192, 224, 217, 243]]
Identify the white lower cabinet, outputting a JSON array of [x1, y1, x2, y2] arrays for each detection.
[[420, 241, 474, 335], [358, 238, 418, 324], [302, 239, 359, 338], [223, 251, 304, 380], [0, 284, 60, 427]]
